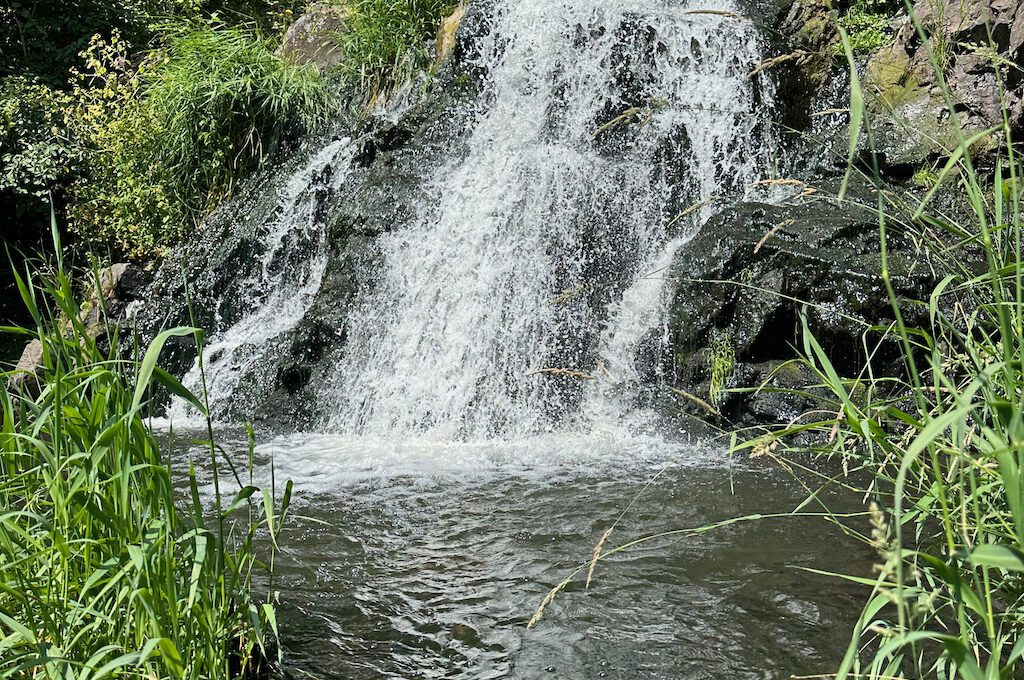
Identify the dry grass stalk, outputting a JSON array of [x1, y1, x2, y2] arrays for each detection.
[[753, 218, 794, 253], [528, 368, 595, 380], [810, 107, 850, 117], [747, 178, 804, 188], [667, 195, 716, 227], [747, 50, 811, 79], [586, 527, 614, 588], [553, 284, 585, 305], [669, 386, 718, 416], [749, 434, 779, 459], [527, 576, 574, 629], [592, 98, 668, 138], [684, 9, 744, 20]]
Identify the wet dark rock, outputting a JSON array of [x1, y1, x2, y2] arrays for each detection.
[[662, 188, 937, 425]]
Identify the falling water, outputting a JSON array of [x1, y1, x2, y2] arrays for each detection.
[[324, 0, 775, 439], [169, 138, 355, 422]]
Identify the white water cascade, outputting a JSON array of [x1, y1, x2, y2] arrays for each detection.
[[323, 0, 776, 440], [168, 138, 356, 422]]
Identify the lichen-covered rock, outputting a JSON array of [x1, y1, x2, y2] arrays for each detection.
[[774, 0, 838, 132], [435, 4, 468, 62], [863, 0, 1024, 165], [280, 2, 349, 69]]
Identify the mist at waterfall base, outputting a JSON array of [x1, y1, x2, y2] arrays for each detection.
[[155, 0, 868, 676]]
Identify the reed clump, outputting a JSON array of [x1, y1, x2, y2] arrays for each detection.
[[0, 224, 290, 678], [336, 0, 458, 101], [730, 11, 1024, 678]]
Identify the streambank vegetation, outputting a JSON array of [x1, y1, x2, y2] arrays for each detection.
[[0, 226, 291, 677], [1, 0, 457, 354], [755, 32, 1024, 676], [530, 6, 1024, 680], [742, 11, 1024, 678]]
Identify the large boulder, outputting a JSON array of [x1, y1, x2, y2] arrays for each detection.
[[863, 0, 1023, 166], [279, 2, 349, 69], [662, 186, 939, 425]]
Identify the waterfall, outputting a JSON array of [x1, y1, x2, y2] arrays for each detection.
[[323, 0, 775, 439], [164, 0, 776, 439], [169, 138, 355, 422]]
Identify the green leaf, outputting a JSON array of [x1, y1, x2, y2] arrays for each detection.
[[131, 326, 202, 413], [969, 544, 1024, 572]]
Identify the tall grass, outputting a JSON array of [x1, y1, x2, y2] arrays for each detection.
[[728, 11, 1024, 679], [145, 23, 333, 206], [0, 221, 291, 678], [337, 0, 457, 100]]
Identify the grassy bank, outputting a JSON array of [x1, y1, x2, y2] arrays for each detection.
[[729, 15, 1024, 679], [0, 228, 290, 678], [337, 0, 458, 99]]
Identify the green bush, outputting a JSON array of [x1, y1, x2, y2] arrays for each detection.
[[0, 77, 80, 208], [66, 24, 331, 258], [338, 0, 457, 97], [831, 0, 900, 55], [0, 0, 166, 84]]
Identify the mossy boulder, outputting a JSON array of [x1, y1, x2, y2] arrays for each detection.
[[862, 0, 1024, 166], [280, 2, 349, 69]]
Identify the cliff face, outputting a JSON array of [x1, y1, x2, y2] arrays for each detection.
[[774, 0, 1023, 168]]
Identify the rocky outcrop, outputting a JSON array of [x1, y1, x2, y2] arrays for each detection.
[[662, 185, 940, 425], [771, 0, 1023, 170], [9, 263, 143, 389], [774, 0, 839, 133], [280, 2, 349, 69], [863, 0, 1024, 166]]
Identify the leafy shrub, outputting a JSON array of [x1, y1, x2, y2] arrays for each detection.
[[338, 0, 457, 97], [190, 0, 309, 34], [832, 0, 900, 55], [0, 77, 80, 210], [62, 31, 172, 258], [66, 24, 331, 258], [0, 0, 165, 84]]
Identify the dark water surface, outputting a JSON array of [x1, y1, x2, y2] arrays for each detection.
[[180, 432, 871, 679]]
